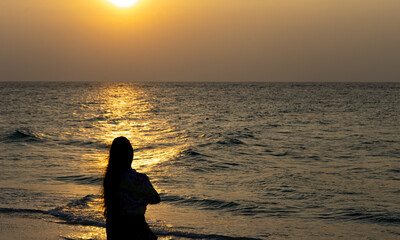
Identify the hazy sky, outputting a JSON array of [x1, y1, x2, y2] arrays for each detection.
[[1, 0, 400, 82]]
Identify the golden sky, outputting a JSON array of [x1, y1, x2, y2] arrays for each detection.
[[1, 0, 400, 82]]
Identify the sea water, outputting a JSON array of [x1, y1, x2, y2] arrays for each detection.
[[0, 82, 399, 239]]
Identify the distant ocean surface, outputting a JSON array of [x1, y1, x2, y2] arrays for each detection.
[[0, 82, 399, 239]]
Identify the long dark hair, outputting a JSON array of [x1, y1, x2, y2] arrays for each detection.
[[103, 136, 134, 217]]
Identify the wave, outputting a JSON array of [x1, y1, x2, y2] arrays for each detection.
[[160, 194, 240, 211], [47, 194, 105, 227], [176, 148, 211, 162], [271, 151, 289, 157], [59, 139, 109, 149], [169, 148, 242, 173], [181, 149, 202, 156], [342, 211, 400, 224], [317, 208, 400, 225], [1, 129, 108, 151], [217, 138, 245, 145], [3, 129, 42, 142], [54, 175, 103, 185]]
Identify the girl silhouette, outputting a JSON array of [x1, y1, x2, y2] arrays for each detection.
[[103, 137, 160, 240]]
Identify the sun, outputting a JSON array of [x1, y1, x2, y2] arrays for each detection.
[[108, 0, 139, 7]]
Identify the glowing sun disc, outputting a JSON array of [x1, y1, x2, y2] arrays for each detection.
[[108, 0, 138, 7]]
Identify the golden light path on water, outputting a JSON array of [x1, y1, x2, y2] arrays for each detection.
[[84, 83, 186, 176]]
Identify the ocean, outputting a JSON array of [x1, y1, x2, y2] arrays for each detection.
[[0, 82, 399, 239]]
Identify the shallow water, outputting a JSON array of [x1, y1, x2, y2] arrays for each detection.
[[0, 82, 399, 239]]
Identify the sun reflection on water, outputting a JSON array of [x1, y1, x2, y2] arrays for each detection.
[[63, 226, 106, 240], [86, 83, 185, 173]]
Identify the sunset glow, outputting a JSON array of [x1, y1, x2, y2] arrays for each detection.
[[108, 0, 138, 7], [1, 1, 400, 82]]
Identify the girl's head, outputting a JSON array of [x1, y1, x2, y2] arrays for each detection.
[[108, 136, 134, 171]]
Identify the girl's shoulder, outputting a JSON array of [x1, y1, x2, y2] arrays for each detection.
[[123, 169, 149, 184]]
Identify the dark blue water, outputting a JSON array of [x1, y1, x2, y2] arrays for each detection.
[[0, 82, 399, 239]]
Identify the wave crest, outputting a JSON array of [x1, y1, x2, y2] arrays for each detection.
[[4, 129, 41, 142]]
